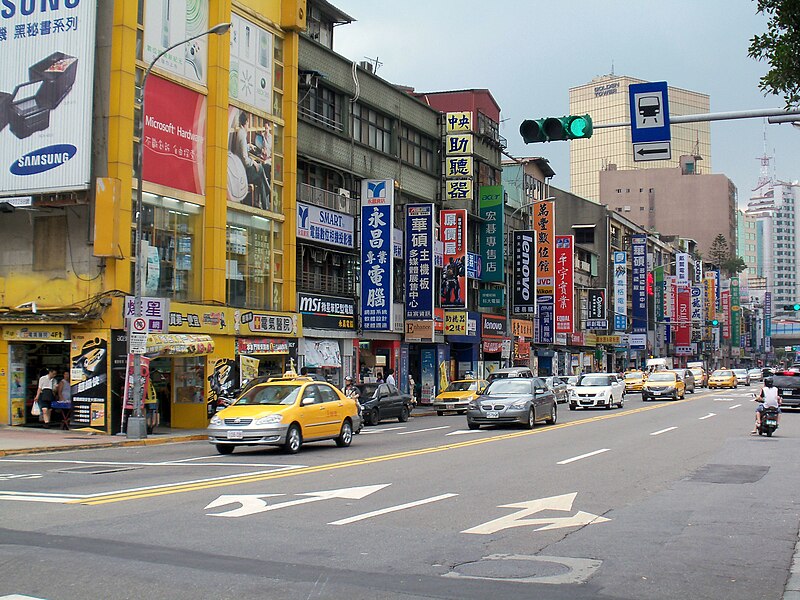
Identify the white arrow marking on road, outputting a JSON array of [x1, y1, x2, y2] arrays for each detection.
[[699, 413, 717, 420], [557, 449, 610, 465], [650, 427, 678, 436], [205, 494, 283, 517], [462, 492, 610, 535], [397, 426, 449, 435], [446, 429, 487, 436], [206, 485, 390, 518], [328, 493, 458, 525], [729, 404, 742, 410]]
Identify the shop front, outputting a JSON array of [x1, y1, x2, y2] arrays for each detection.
[[404, 310, 448, 404], [298, 292, 357, 386], [480, 314, 507, 378], [445, 311, 480, 381]]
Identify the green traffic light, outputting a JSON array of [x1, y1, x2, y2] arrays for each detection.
[[794, 304, 800, 311], [566, 114, 593, 139]]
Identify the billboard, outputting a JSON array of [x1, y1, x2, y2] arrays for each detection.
[[631, 235, 648, 333], [513, 230, 536, 315], [0, 1, 97, 196], [554, 235, 574, 334], [405, 203, 435, 320], [614, 252, 627, 331], [227, 106, 273, 209], [296, 201, 354, 249], [229, 13, 273, 114], [440, 209, 467, 309], [479, 185, 504, 282], [360, 179, 394, 331], [144, 0, 209, 85]]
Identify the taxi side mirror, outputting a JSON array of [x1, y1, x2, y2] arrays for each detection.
[[301, 397, 315, 406]]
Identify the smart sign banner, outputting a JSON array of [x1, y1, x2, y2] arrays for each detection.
[[405, 204, 435, 320], [0, 0, 97, 196], [479, 185, 504, 282], [360, 179, 394, 330], [297, 202, 355, 249], [614, 252, 627, 331], [554, 235, 574, 334], [631, 235, 648, 333], [513, 230, 536, 315], [440, 209, 467, 309]]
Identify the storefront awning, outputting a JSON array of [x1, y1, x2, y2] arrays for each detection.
[[145, 334, 214, 357]]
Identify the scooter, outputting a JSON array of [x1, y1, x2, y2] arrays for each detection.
[[758, 406, 780, 437]]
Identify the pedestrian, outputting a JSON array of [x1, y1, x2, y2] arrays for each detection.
[[376, 372, 384, 384], [408, 373, 417, 406], [56, 370, 71, 405], [385, 368, 396, 387], [34, 367, 57, 428], [145, 379, 160, 434]]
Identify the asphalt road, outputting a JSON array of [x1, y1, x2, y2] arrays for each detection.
[[0, 386, 798, 600]]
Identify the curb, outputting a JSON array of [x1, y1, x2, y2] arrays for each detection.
[[0, 434, 208, 457]]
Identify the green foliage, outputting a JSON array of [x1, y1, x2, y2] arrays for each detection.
[[708, 234, 730, 268], [749, 0, 800, 107], [721, 256, 748, 277]]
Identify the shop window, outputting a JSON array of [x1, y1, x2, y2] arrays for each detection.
[[227, 212, 281, 309], [33, 216, 66, 271], [173, 357, 205, 404]]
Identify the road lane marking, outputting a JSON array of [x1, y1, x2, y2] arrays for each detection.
[[0, 458, 307, 469], [328, 493, 458, 525], [397, 426, 449, 435], [557, 449, 610, 465], [699, 413, 717, 420], [359, 426, 407, 434], [729, 404, 742, 409], [446, 430, 486, 436], [650, 427, 678, 436], [69, 397, 703, 505]]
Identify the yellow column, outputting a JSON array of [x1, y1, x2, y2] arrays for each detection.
[[281, 29, 300, 313]]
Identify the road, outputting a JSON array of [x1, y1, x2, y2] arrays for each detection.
[[0, 386, 798, 600]]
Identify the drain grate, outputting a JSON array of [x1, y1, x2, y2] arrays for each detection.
[[689, 464, 769, 484], [54, 465, 141, 475]]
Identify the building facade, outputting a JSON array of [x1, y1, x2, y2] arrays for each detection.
[[569, 74, 711, 202]]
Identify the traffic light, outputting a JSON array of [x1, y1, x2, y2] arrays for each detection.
[[519, 115, 593, 143], [783, 304, 800, 311], [707, 319, 720, 326]]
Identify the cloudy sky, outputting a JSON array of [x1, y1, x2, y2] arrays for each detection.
[[333, 0, 799, 206]]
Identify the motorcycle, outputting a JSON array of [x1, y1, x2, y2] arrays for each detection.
[[758, 406, 779, 437]]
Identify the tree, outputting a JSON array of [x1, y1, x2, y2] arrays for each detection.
[[707, 234, 730, 269], [748, 0, 800, 108], [721, 256, 748, 278]]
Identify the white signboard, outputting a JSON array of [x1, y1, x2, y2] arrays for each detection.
[[676, 253, 690, 284], [229, 13, 273, 114], [297, 201, 355, 249], [0, 1, 97, 196], [144, 0, 209, 85]]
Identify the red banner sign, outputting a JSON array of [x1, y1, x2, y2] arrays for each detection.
[[674, 283, 691, 347], [555, 235, 574, 333], [440, 209, 467, 308]]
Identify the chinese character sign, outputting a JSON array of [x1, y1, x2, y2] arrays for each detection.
[[691, 284, 703, 343], [479, 185, 504, 282], [614, 252, 627, 331], [360, 179, 394, 330], [445, 111, 472, 133], [721, 286, 731, 340], [405, 204, 434, 320], [440, 209, 467, 309], [554, 235, 574, 334], [587, 288, 607, 329], [513, 231, 536, 315], [676, 253, 690, 284], [730, 277, 740, 347], [534, 200, 555, 295], [631, 235, 648, 333]]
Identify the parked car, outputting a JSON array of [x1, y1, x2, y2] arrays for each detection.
[[466, 377, 557, 430], [486, 367, 534, 382], [207, 376, 360, 454], [356, 383, 414, 425], [623, 370, 647, 393], [708, 369, 737, 390], [568, 373, 625, 410], [688, 367, 707, 388], [747, 368, 763, 383], [642, 371, 685, 401], [670, 369, 696, 394], [543, 376, 569, 404], [732, 369, 751, 386], [433, 379, 487, 415]]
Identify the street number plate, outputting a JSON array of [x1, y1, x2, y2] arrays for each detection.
[[486, 411, 499, 419], [227, 430, 244, 439]]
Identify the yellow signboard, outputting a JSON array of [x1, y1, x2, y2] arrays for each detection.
[[3, 325, 67, 341], [445, 111, 472, 132], [511, 319, 533, 338], [596, 335, 621, 345], [445, 179, 473, 201], [445, 133, 473, 156], [444, 311, 467, 335], [445, 156, 473, 178]]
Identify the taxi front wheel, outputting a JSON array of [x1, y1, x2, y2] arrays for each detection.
[[335, 420, 353, 447], [215, 444, 234, 455], [284, 424, 302, 454]]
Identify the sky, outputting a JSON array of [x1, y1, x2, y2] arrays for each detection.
[[333, 0, 799, 207]]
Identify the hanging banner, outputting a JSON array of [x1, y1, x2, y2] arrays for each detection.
[[721, 280, 731, 340], [479, 185, 504, 282], [405, 203, 435, 320], [676, 253, 690, 284], [440, 209, 467, 309], [587, 288, 607, 330], [513, 230, 536, 315], [360, 179, 394, 330], [239, 355, 260, 389], [764, 291, 772, 353], [631, 234, 648, 333], [554, 235, 574, 334], [730, 277, 741, 347], [691, 285, 704, 343], [674, 283, 691, 350], [614, 252, 627, 331], [534, 200, 555, 295]]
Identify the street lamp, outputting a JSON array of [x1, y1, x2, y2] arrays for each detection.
[[128, 22, 231, 439]]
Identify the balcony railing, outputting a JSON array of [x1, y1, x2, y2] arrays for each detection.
[[297, 182, 358, 215], [298, 271, 357, 297]]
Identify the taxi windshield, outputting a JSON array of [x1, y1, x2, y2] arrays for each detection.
[[235, 384, 301, 406], [713, 370, 733, 377], [648, 372, 676, 382], [625, 372, 643, 380], [446, 381, 476, 392]]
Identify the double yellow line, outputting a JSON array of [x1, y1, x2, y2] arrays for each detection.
[[72, 399, 689, 505]]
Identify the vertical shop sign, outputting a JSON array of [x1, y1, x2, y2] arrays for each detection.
[[720, 279, 731, 340], [674, 283, 691, 352], [691, 285, 703, 343], [479, 185, 504, 282], [70, 333, 109, 429], [534, 200, 555, 341], [360, 179, 394, 330], [614, 252, 627, 331], [554, 235, 574, 334], [513, 230, 536, 315], [694, 259, 703, 284], [764, 291, 772, 353], [440, 209, 467, 309], [405, 204, 434, 320], [730, 277, 741, 347], [631, 235, 648, 333], [676, 253, 690, 284], [587, 288, 607, 330], [444, 112, 473, 204]]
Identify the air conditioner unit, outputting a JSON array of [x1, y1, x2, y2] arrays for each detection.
[[336, 188, 350, 198]]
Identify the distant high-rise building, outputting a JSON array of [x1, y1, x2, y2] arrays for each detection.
[[569, 74, 711, 202]]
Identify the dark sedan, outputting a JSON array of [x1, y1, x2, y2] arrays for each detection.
[[544, 376, 569, 404], [356, 383, 413, 425], [465, 377, 557, 430]]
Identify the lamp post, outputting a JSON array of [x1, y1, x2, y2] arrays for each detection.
[[128, 22, 231, 439]]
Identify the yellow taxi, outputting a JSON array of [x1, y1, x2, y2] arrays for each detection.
[[689, 367, 707, 388], [207, 375, 360, 454], [642, 371, 685, 401], [708, 369, 737, 389], [623, 370, 647, 393], [433, 379, 488, 415]]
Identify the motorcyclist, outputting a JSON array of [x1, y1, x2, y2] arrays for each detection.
[[751, 377, 781, 434]]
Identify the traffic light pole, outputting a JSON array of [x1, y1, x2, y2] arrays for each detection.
[[592, 107, 800, 129]]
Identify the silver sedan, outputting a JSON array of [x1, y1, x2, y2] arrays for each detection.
[[466, 377, 557, 430]]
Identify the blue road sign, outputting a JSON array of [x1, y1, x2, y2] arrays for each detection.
[[629, 81, 671, 161]]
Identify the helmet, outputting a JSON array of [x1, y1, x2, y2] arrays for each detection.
[[345, 376, 353, 382]]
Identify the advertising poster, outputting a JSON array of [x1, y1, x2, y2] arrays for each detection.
[[420, 349, 436, 404], [554, 235, 574, 334], [631, 234, 648, 333], [614, 252, 627, 331], [228, 106, 274, 209], [229, 13, 273, 114], [512, 230, 536, 315], [144, 0, 209, 85], [207, 358, 238, 415], [299, 339, 341, 368], [239, 355, 260, 388], [144, 76, 207, 195], [479, 185, 504, 282], [440, 209, 467, 309], [360, 179, 394, 330], [0, 1, 97, 196], [587, 288, 607, 330], [70, 333, 109, 429], [405, 204, 435, 320], [296, 201, 353, 248], [9, 362, 26, 426]]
